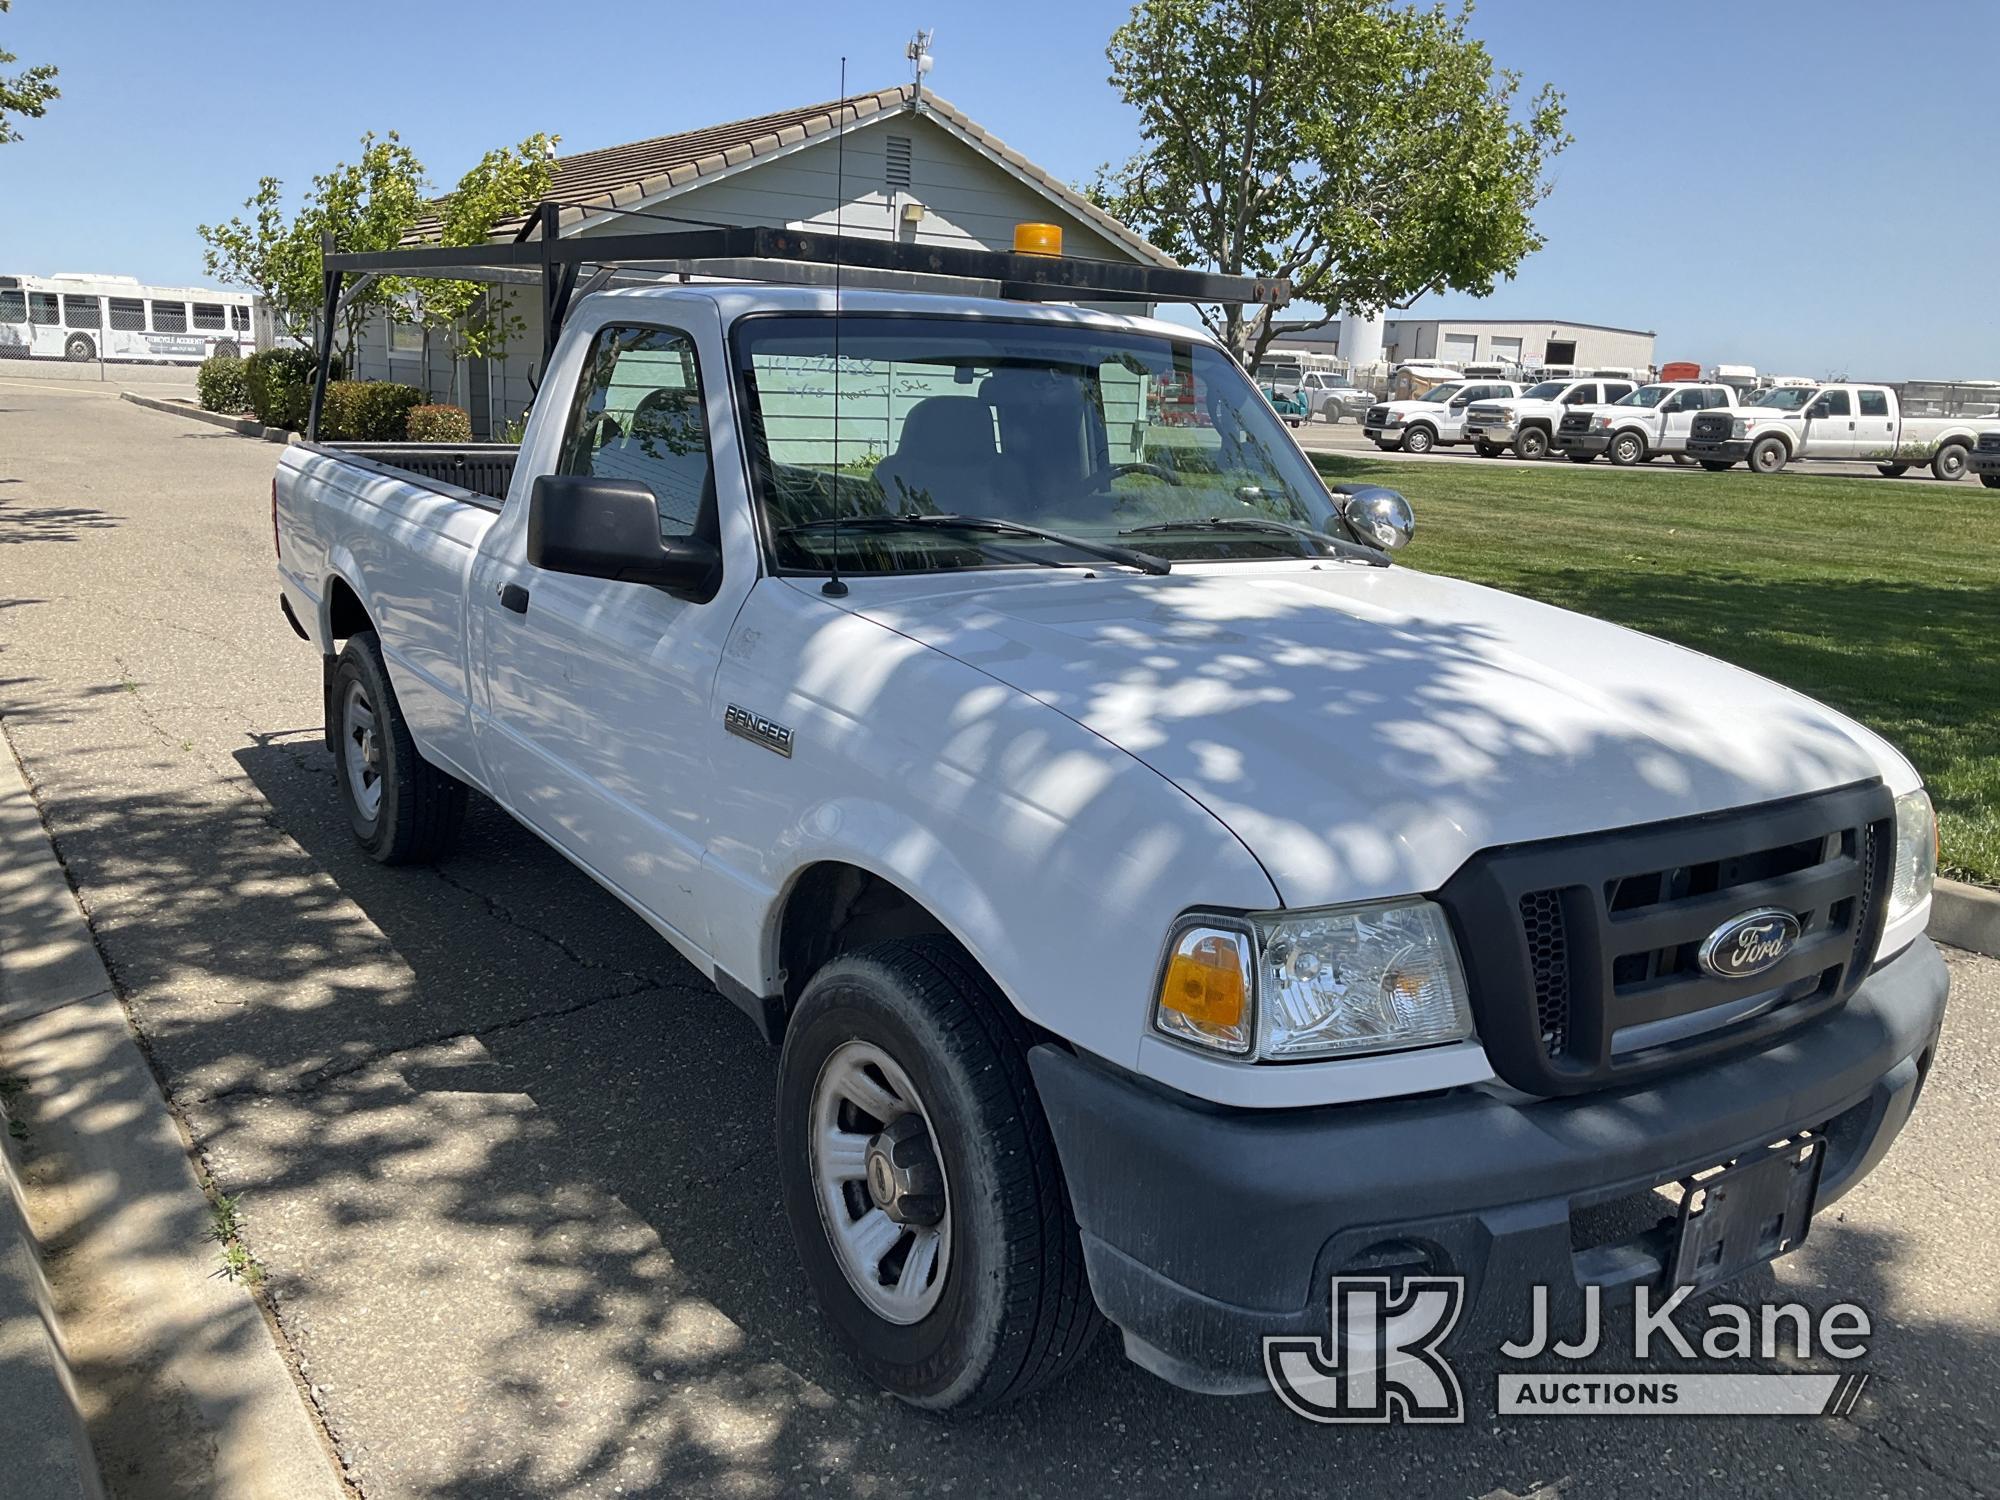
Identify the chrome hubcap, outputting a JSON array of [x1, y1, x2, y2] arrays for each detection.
[[341, 680, 383, 820], [809, 1040, 951, 1324]]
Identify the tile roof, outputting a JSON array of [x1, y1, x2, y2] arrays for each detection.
[[407, 85, 1172, 267]]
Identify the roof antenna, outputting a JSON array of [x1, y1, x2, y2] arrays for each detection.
[[907, 29, 934, 101], [822, 56, 851, 598]]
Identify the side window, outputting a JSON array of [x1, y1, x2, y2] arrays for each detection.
[[557, 324, 712, 537], [29, 292, 59, 326], [151, 301, 188, 333], [109, 298, 145, 331], [1606, 383, 1634, 402], [0, 288, 25, 323], [1816, 390, 1852, 418], [1858, 389, 1889, 417], [1562, 384, 1596, 405], [62, 295, 101, 329], [192, 303, 226, 331], [1704, 389, 1730, 409], [231, 305, 252, 332]]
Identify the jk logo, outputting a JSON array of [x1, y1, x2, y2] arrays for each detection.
[[1264, 1276, 1466, 1423]]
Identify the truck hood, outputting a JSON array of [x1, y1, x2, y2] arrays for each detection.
[[1715, 406, 1803, 421], [844, 564, 1901, 907], [1375, 399, 1448, 416]]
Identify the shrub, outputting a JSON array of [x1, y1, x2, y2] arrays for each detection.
[[405, 404, 472, 443], [196, 355, 251, 414], [319, 381, 426, 442], [242, 348, 328, 433]]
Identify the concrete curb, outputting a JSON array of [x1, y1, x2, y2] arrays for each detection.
[[1932, 877, 2000, 959], [0, 736, 345, 1500], [118, 390, 298, 444]]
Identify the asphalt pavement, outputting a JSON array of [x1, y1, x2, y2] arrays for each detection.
[[1, 384, 1995, 1499]]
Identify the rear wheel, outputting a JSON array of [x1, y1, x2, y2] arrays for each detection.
[[1983, 473, 2000, 490], [1608, 431, 1647, 467], [64, 333, 95, 362], [1565, 452, 1597, 464], [1877, 463, 1910, 478], [1513, 427, 1550, 460], [1931, 443, 1969, 482], [331, 631, 467, 863], [1749, 436, 1789, 475], [1475, 441, 1506, 459], [1402, 425, 1436, 455], [1700, 460, 1736, 472], [776, 938, 1100, 1411]]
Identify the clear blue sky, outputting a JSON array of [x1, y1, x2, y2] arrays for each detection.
[[3, 0, 1996, 378]]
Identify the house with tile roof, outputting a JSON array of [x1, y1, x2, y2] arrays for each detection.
[[357, 84, 1172, 438]]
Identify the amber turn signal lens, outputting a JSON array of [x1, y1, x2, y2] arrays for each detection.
[[1013, 222, 1063, 257], [1155, 925, 1252, 1054]]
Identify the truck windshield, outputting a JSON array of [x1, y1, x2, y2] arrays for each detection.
[[735, 315, 1356, 574], [1616, 385, 1670, 407], [1748, 387, 1817, 410], [1520, 381, 1566, 400]]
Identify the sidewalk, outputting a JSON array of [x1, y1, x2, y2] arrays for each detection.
[[0, 737, 346, 1500]]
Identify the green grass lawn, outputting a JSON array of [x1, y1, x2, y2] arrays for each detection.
[[1310, 453, 2000, 886]]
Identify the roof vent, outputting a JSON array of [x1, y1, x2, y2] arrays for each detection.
[[885, 134, 912, 190]]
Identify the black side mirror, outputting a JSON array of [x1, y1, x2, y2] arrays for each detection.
[[1806, 403, 1831, 420], [528, 475, 720, 599]]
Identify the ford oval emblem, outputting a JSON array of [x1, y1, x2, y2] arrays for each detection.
[[1698, 908, 1802, 981]]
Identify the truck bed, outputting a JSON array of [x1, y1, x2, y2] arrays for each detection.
[[310, 442, 519, 504]]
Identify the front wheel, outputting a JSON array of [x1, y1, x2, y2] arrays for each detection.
[[1513, 427, 1550, 460], [1401, 425, 1436, 455], [1749, 436, 1789, 475], [1983, 473, 2000, 489], [1878, 463, 1910, 478], [1565, 452, 1597, 464], [1932, 444, 1969, 482], [1475, 442, 1506, 459], [331, 632, 467, 863], [776, 938, 1100, 1411], [1700, 460, 1736, 472], [64, 333, 96, 362], [1608, 431, 1647, 467]]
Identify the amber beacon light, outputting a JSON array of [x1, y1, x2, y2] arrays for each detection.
[[1013, 222, 1063, 257]]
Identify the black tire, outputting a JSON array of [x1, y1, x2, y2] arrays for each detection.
[[1513, 426, 1550, 460], [1565, 452, 1597, 464], [330, 631, 467, 863], [1700, 460, 1735, 472], [1475, 442, 1506, 459], [211, 340, 241, 360], [64, 333, 95, 362], [1373, 440, 1398, 452], [1983, 473, 2000, 490], [1402, 424, 1436, 455], [1749, 436, 1789, 475], [1608, 430, 1647, 467], [1877, 463, 1910, 478], [1931, 443, 1969, 482], [776, 938, 1101, 1412]]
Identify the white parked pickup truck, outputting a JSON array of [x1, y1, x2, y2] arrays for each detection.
[[1462, 377, 1641, 460], [1972, 429, 2000, 488], [1686, 382, 1984, 478], [1550, 382, 1737, 466], [1361, 378, 1521, 453], [274, 242, 1947, 1412]]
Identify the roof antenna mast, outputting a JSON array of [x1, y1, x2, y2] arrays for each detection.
[[907, 29, 934, 100], [822, 56, 851, 599]]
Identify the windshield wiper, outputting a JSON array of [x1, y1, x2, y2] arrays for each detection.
[[781, 512, 1171, 576], [1119, 516, 1388, 567]]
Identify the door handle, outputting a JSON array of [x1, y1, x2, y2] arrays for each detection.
[[499, 582, 531, 615]]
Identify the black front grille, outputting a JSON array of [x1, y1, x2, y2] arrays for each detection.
[[1559, 412, 1592, 434], [1365, 405, 1391, 427], [1691, 413, 1733, 442], [1439, 782, 1895, 1097], [1979, 432, 2000, 454]]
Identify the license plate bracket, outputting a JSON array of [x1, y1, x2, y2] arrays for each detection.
[[1669, 1136, 1824, 1294]]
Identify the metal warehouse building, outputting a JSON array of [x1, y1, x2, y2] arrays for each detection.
[[1274, 317, 1657, 372]]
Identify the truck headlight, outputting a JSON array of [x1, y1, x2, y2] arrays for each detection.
[[1381, 413, 1406, 426], [1730, 419, 1749, 438], [1592, 415, 1613, 430], [1495, 406, 1517, 422], [1152, 900, 1474, 1061], [1886, 788, 1938, 928]]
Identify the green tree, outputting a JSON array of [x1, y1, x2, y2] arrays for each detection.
[[199, 132, 427, 368], [406, 133, 559, 404], [0, 0, 59, 144], [1091, 0, 1569, 367]]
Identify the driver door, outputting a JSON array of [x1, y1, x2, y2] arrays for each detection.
[[469, 318, 745, 953], [1804, 388, 1858, 457]]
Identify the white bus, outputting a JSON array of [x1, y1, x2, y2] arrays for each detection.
[[0, 273, 256, 364]]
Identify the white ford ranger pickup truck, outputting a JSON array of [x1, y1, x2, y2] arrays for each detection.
[[275, 261, 1947, 1411]]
